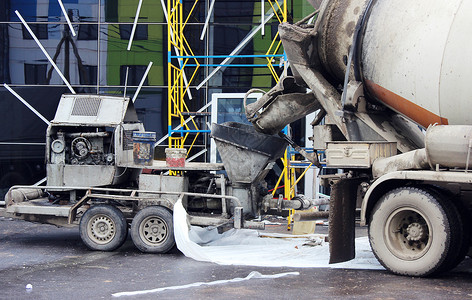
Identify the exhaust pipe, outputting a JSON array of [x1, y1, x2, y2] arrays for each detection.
[[373, 125, 472, 177]]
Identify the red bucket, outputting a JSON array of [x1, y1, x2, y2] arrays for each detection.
[[165, 148, 187, 167]]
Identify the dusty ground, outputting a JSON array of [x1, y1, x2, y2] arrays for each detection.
[[1, 216, 471, 299]]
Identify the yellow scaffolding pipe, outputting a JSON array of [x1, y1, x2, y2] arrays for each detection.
[[262, 0, 303, 230], [167, 0, 201, 155], [167, 0, 298, 187]]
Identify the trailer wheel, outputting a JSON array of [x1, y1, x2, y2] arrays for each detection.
[[130, 206, 175, 253], [79, 205, 128, 251], [369, 187, 453, 277]]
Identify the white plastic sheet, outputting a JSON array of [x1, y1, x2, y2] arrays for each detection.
[[174, 200, 384, 270], [112, 271, 299, 297]]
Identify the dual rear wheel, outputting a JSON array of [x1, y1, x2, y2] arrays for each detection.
[[79, 205, 175, 253], [130, 206, 175, 253], [369, 187, 470, 276]]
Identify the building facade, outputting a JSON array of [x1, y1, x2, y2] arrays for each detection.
[[0, 0, 314, 197]]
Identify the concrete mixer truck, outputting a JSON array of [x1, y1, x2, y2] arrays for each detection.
[[2, 0, 470, 279], [244, 0, 472, 276]]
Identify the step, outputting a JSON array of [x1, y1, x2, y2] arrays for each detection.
[[6, 198, 72, 217]]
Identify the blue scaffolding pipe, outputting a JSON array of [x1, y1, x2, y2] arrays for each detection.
[[170, 129, 211, 133], [171, 54, 284, 59], [290, 162, 314, 167], [288, 148, 315, 155], [185, 64, 269, 67]]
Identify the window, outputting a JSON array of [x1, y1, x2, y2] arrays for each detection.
[[119, 24, 148, 40], [210, 93, 261, 163], [24, 64, 47, 84], [78, 24, 98, 40], [79, 65, 98, 85], [120, 65, 148, 86], [22, 24, 48, 40]]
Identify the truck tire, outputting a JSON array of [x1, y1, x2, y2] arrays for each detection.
[[130, 206, 175, 253], [436, 193, 470, 273], [79, 205, 128, 251], [453, 200, 472, 265], [368, 187, 453, 277]]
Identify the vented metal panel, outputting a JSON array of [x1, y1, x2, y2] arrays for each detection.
[[53, 94, 134, 126], [123, 130, 134, 150], [71, 97, 102, 116]]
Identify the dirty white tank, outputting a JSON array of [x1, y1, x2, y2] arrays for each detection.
[[317, 0, 472, 128], [361, 0, 472, 128]]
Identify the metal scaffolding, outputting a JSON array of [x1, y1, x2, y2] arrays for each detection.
[[167, 0, 202, 152], [165, 1, 315, 225], [166, 0, 287, 150]]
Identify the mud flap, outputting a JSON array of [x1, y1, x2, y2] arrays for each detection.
[[328, 177, 363, 264]]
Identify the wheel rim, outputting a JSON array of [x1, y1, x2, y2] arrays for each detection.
[[87, 214, 116, 245], [384, 207, 432, 260], [139, 216, 168, 246]]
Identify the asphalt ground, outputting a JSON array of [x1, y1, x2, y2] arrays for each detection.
[[1, 216, 471, 300]]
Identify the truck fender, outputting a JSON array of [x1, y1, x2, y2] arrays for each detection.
[[360, 171, 414, 226], [361, 169, 472, 225]]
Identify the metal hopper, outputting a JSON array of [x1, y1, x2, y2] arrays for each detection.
[[211, 122, 287, 184]]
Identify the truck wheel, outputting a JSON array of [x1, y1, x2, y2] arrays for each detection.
[[436, 193, 470, 273], [369, 187, 453, 277], [130, 206, 175, 253], [79, 205, 128, 251]]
